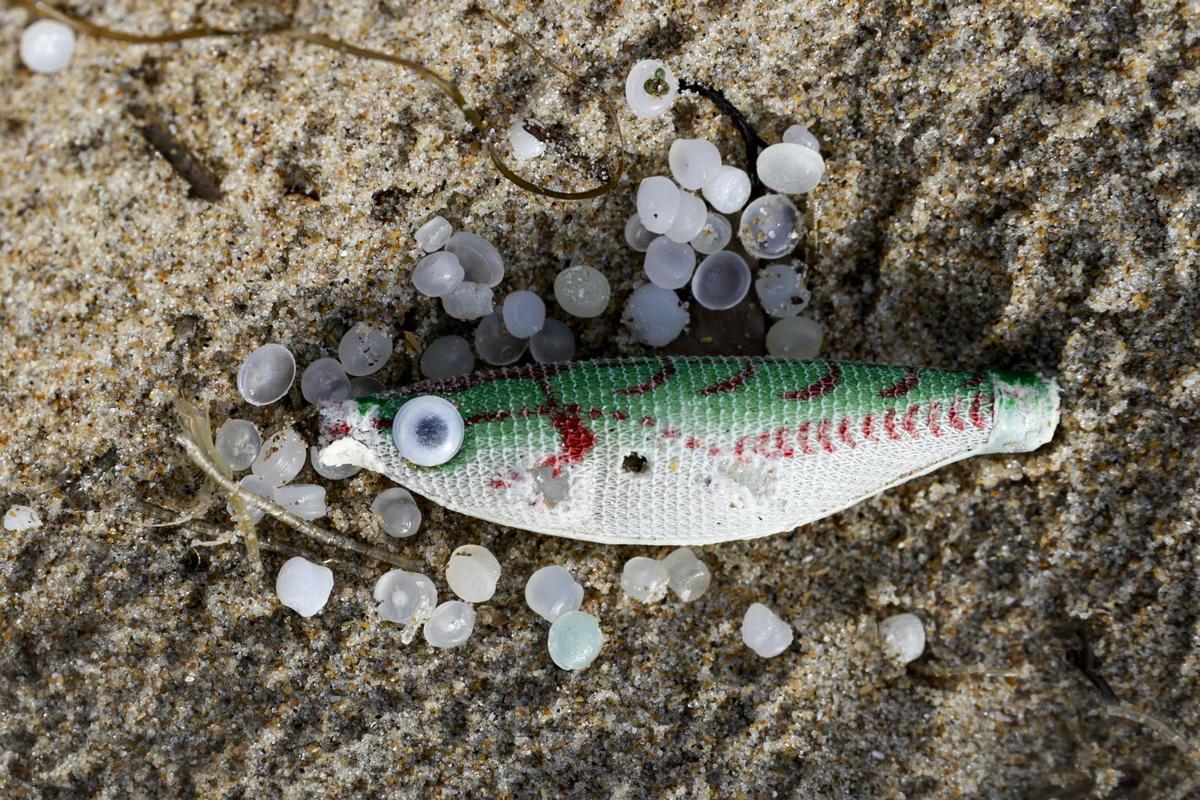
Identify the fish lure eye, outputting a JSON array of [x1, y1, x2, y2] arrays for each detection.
[[392, 396, 464, 467]]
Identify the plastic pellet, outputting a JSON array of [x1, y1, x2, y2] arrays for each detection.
[[252, 429, 306, 487], [275, 557, 334, 618], [444, 232, 504, 287], [20, 20, 75, 74], [441, 282, 495, 321], [690, 213, 732, 255], [620, 556, 670, 603], [757, 142, 826, 195], [475, 312, 529, 366], [228, 474, 273, 524], [415, 215, 453, 252], [374, 570, 438, 625], [623, 284, 689, 347], [215, 419, 261, 471], [310, 445, 360, 480], [755, 262, 811, 318], [644, 236, 696, 290], [525, 565, 584, 622], [765, 317, 823, 359], [420, 335, 475, 378], [624, 213, 656, 252], [665, 191, 708, 244], [548, 611, 604, 670], [301, 357, 350, 404], [702, 166, 751, 214], [273, 484, 327, 520], [424, 601, 476, 648], [741, 603, 793, 658], [503, 290, 547, 339], [348, 376, 384, 398], [738, 194, 802, 260], [636, 176, 681, 234], [371, 487, 422, 538], [879, 613, 926, 664], [783, 124, 821, 152], [3, 506, 41, 532], [446, 544, 501, 603], [529, 318, 575, 364], [508, 120, 546, 162], [531, 465, 570, 505], [669, 138, 722, 190], [692, 251, 751, 310], [413, 251, 465, 298], [661, 548, 711, 601], [624, 59, 677, 119], [237, 343, 295, 406], [338, 323, 393, 376], [554, 265, 611, 318]]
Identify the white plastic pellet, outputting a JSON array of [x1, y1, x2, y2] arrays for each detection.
[[525, 565, 584, 622], [755, 262, 811, 318], [301, 358, 350, 404], [252, 429, 306, 487], [424, 601, 476, 648], [624, 213, 657, 252], [548, 611, 604, 670], [765, 316, 823, 359], [371, 487, 422, 538], [529, 318, 575, 364], [275, 557, 334, 618], [444, 232, 504, 287], [420, 335, 475, 378], [741, 603, 793, 658], [475, 312, 529, 366], [338, 323, 393, 376], [348, 376, 384, 398], [669, 138, 722, 190], [702, 166, 751, 214], [636, 176, 681, 234], [624, 59, 677, 119], [3, 505, 41, 532], [508, 120, 546, 162], [441, 282, 495, 321], [661, 548, 711, 602], [237, 343, 296, 406], [620, 556, 670, 603], [623, 284, 689, 347], [554, 265, 610, 318], [879, 613, 926, 664], [644, 236, 696, 290], [214, 419, 261, 471], [310, 445, 360, 480], [228, 474, 273, 524], [690, 213, 732, 255], [783, 124, 821, 152], [692, 251, 751, 310], [665, 191, 708, 244], [415, 215, 453, 252], [502, 290, 547, 339], [446, 544, 501, 603], [20, 20, 75, 74], [738, 194, 802, 260], [374, 569, 437, 625], [413, 251, 465, 298], [273, 484, 327, 520], [757, 142, 826, 195]]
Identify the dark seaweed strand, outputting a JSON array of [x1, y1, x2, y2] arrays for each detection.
[[678, 78, 770, 196]]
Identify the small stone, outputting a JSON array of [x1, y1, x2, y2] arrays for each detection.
[[757, 142, 826, 195], [508, 120, 546, 162], [702, 166, 751, 214], [415, 215, 453, 252], [237, 343, 295, 406], [371, 487, 422, 538], [374, 569, 437, 625], [228, 474, 273, 524], [620, 556, 670, 603], [644, 236, 696, 290], [441, 282, 495, 320], [879, 613, 926, 664], [554, 265, 611, 318], [215, 419, 261, 471], [783, 124, 821, 152], [624, 213, 656, 252], [525, 565, 584, 622], [273, 484, 327, 520], [20, 20, 75, 74], [475, 312, 529, 366], [661, 548, 711, 601], [692, 251, 752, 310], [413, 251, 465, 298], [3, 506, 41, 532], [665, 191, 708, 244], [300, 357, 350, 404], [252, 429, 306, 487], [420, 335, 475, 378], [348, 376, 384, 398], [755, 262, 811, 318], [444, 232, 504, 287], [310, 445, 360, 480], [548, 611, 604, 670], [738, 194, 802, 260], [624, 59, 677, 119], [424, 601, 476, 648], [624, 284, 688, 347], [690, 213, 732, 255], [338, 323, 393, 376], [765, 317, 823, 359], [446, 544, 501, 603], [741, 602, 793, 657], [637, 176, 681, 234], [530, 464, 570, 505], [669, 138, 722, 190], [502, 290, 547, 339], [275, 557, 334, 618], [529, 318, 575, 364]]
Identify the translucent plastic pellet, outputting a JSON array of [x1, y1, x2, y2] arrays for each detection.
[[228, 475, 273, 524], [415, 215, 453, 252], [3, 506, 41, 532], [215, 419, 261, 471], [624, 213, 656, 252], [554, 265, 611, 318], [741, 603, 793, 658], [636, 176, 681, 234], [374, 569, 437, 625], [690, 213, 732, 255], [446, 544, 501, 603], [529, 318, 575, 364], [273, 484, 327, 520], [301, 357, 350, 404], [424, 601, 476, 648], [757, 142, 826, 195], [420, 335, 475, 378], [525, 565, 584, 622], [765, 316, 823, 359], [755, 262, 811, 318], [275, 557, 334, 618], [692, 251, 751, 310], [662, 548, 712, 602], [310, 445, 360, 480], [624, 284, 688, 347], [371, 487, 422, 538], [441, 282, 494, 320], [668, 138, 721, 190], [508, 120, 546, 162], [252, 429, 306, 487], [738, 194, 802, 260], [413, 251, 465, 298], [237, 343, 296, 406], [702, 166, 751, 214], [338, 323, 393, 376], [530, 465, 570, 505], [502, 290, 546, 339], [620, 556, 670, 603], [348, 376, 384, 398], [444, 232, 504, 287], [475, 312, 529, 366], [644, 236, 696, 290], [624, 59, 677, 119], [548, 611, 604, 670], [20, 20, 75, 74], [665, 191, 708, 244], [783, 124, 821, 152], [879, 613, 926, 664]]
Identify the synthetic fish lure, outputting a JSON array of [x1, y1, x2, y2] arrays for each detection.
[[318, 357, 1059, 545]]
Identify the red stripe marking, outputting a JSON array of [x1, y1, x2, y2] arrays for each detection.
[[927, 401, 943, 437], [663, 428, 679, 439], [708, 446, 721, 457], [961, 373, 986, 389], [733, 434, 751, 460], [697, 361, 757, 396], [883, 409, 902, 440], [838, 418, 857, 448], [610, 410, 629, 421], [880, 368, 920, 399], [685, 437, 701, 450], [614, 362, 677, 396], [588, 407, 603, 420], [861, 414, 878, 442], [774, 427, 795, 458], [372, 417, 391, 429], [781, 362, 843, 401], [948, 397, 966, 431], [464, 409, 512, 426], [796, 422, 814, 455], [327, 421, 350, 438], [902, 404, 921, 437], [816, 420, 835, 453], [970, 392, 986, 428], [640, 416, 656, 427]]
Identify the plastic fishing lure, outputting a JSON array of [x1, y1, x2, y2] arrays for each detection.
[[318, 357, 1058, 545]]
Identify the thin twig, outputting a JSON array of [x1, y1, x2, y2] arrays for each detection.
[[678, 78, 769, 196]]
